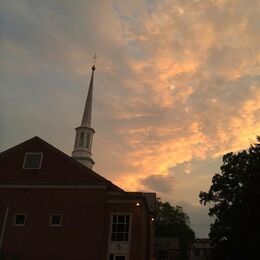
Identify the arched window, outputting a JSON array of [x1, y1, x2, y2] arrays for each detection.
[[74, 132, 79, 148], [86, 133, 91, 148], [79, 133, 84, 147]]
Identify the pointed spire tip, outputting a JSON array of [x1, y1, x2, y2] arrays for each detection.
[[92, 53, 96, 70]]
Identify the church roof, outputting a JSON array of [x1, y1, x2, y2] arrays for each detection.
[[0, 136, 123, 192]]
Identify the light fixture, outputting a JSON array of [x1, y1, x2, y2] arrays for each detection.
[[151, 218, 154, 221], [136, 202, 140, 206]]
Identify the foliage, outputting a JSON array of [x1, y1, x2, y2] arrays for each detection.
[[199, 137, 260, 259], [155, 199, 195, 259]]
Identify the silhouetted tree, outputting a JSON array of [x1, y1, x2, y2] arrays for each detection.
[[199, 137, 260, 259], [155, 199, 195, 259]]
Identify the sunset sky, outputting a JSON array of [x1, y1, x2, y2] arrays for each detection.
[[1, 0, 259, 237]]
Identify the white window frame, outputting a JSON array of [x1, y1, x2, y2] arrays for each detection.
[[49, 214, 63, 227], [108, 213, 132, 260], [13, 213, 27, 226], [110, 213, 131, 242], [23, 152, 43, 169]]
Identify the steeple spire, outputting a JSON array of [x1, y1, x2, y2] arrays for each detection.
[[81, 65, 95, 127], [72, 57, 96, 169]]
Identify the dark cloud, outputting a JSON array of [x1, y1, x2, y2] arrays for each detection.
[[140, 174, 174, 194]]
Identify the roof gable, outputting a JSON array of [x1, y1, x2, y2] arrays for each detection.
[[0, 136, 122, 191]]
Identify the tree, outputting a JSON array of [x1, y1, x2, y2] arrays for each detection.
[[155, 199, 195, 259], [199, 137, 260, 259]]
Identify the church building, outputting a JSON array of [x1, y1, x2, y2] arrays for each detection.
[[0, 63, 156, 260]]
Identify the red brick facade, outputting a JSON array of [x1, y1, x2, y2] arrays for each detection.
[[0, 137, 155, 260]]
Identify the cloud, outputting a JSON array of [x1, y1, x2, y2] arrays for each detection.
[[140, 174, 174, 194], [1, 0, 260, 237]]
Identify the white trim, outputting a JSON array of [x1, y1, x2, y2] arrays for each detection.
[[49, 214, 63, 227], [0, 184, 107, 189], [108, 212, 132, 260], [23, 152, 43, 169], [13, 213, 27, 226]]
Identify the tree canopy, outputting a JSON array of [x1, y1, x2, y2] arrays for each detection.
[[155, 199, 195, 259], [199, 137, 260, 259]]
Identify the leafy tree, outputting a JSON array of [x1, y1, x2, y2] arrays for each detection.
[[155, 199, 195, 259], [199, 137, 260, 259]]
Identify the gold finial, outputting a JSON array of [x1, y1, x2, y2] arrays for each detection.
[[92, 53, 96, 70]]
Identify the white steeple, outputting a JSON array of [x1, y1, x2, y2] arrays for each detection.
[[72, 59, 96, 168]]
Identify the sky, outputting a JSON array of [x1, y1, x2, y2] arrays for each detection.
[[1, 0, 259, 237]]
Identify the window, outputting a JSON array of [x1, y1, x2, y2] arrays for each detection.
[[74, 132, 79, 148], [13, 214, 27, 226], [86, 133, 91, 148], [194, 248, 200, 256], [23, 153, 43, 169], [157, 251, 169, 260], [50, 214, 63, 226], [115, 256, 125, 260], [109, 255, 126, 260], [111, 214, 130, 241], [79, 133, 84, 147]]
